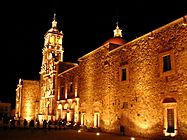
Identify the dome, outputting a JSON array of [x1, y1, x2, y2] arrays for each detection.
[[44, 13, 63, 36], [102, 22, 126, 46], [47, 28, 60, 34], [103, 37, 126, 46]]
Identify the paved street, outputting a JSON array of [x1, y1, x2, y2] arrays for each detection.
[[0, 128, 152, 140]]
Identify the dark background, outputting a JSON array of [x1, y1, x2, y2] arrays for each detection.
[[1, 0, 187, 109]]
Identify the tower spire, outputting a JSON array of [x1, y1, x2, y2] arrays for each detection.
[[52, 13, 57, 28], [53, 13, 56, 20], [113, 21, 122, 37]]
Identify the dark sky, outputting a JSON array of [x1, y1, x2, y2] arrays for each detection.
[[1, 1, 187, 109]]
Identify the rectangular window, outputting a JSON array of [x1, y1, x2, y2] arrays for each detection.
[[163, 55, 171, 72], [121, 68, 127, 81], [159, 50, 175, 78], [119, 65, 129, 82]]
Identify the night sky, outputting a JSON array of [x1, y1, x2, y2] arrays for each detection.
[[1, 1, 187, 109]]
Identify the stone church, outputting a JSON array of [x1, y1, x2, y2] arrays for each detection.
[[15, 14, 187, 138]]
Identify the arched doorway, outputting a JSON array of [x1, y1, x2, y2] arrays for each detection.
[[162, 98, 177, 137]]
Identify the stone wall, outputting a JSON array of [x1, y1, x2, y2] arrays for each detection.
[[78, 46, 110, 128], [77, 16, 187, 138], [15, 15, 186, 138], [21, 80, 40, 121]]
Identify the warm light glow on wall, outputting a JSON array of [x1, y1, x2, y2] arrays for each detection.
[[131, 117, 155, 134], [67, 112, 71, 122], [74, 83, 78, 97], [74, 113, 78, 123], [104, 119, 110, 126], [38, 115, 43, 123], [81, 113, 85, 126], [131, 63, 159, 135], [25, 102, 32, 121], [58, 88, 60, 100], [58, 104, 62, 109], [65, 84, 67, 99], [14, 15, 187, 139], [67, 99, 72, 103], [85, 57, 94, 100], [138, 123, 150, 129], [56, 110, 59, 119], [62, 114, 66, 120], [64, 103, 69, 109]]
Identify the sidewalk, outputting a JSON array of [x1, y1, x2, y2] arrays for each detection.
[[0, 127, 153, 140], [80, 130, 152, 140]]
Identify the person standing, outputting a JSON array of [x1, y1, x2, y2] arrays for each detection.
[[23, 119, 28, 128]]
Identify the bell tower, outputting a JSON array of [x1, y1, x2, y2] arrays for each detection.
[[39, 13, 64, 120], [41, 13, 64, 74]]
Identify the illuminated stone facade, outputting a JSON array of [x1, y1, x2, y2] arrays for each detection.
[[15, 79, 40, 121], [15, 15, 187, 138]]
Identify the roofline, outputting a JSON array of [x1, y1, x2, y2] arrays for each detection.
[[78, 15, 186, 61], [58, 64, 79, 77], [78, 42, 110, 61], [109, 15, 187, 54]]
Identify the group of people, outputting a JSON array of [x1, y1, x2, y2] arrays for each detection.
[[1, 117, 70, 130], [22, 118, 67, 130], [23, 119, 36, 128]]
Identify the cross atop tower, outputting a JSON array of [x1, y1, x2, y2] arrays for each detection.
[[113, 21, 122, 37], [52, 13, 57, 28]]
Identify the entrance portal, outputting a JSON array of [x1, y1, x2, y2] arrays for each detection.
[[163, 98, 177, 137]]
